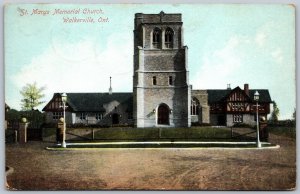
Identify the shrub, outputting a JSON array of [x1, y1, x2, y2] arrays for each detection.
[[268, 120, 295, 127], [191, 122, 212, 127], [232, 123, 254, 128]]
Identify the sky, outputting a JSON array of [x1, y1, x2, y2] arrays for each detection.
[[4, 4, 295, 119]]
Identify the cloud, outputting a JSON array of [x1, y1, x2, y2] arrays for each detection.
[[192, 21, 282, 90], [11, 32, 133, 110], [254, 21, 276, 48], [271, 48, 283, 64], [255, 32, 267, 47], [192, 36, 242, 89]]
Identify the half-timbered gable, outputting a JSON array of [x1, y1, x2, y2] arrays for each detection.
[[42, 93, 74, 112], [225, 87, 252, 113], [207, 84, 272, 126]]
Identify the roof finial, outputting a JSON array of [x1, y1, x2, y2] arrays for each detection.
[[109, 76, 112, 95], [227, 83, 231, 90], [160, 11, 165, 22]]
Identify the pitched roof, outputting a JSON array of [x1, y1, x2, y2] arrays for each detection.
[[207, 89, 272, 104], [206, 90, 231, 104], [43, 93, 133, 112], [248, 90, 272, 103]]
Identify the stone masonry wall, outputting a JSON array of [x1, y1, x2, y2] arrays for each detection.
[[226, 114, 256, 127], [191, 90, 210, 124], [133, 12, 189, 128]]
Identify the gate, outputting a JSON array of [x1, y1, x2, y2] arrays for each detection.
[[23, 110, 44, 141], [27, 127, 42, 141]]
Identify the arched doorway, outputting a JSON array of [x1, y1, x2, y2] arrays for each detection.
[[157, 104, 169, 125], [112, 113, 119, 124]]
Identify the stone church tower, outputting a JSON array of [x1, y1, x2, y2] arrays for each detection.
[[133, 11, 191, 128]]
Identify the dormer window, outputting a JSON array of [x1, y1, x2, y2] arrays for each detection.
[[152, 28, 161, 49], [165, 27, 174, 48]]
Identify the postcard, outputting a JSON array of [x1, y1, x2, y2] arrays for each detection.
[[4, 4, 296, 190]]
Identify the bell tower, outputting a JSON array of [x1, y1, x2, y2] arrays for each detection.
[[133, 11, 191, 128]]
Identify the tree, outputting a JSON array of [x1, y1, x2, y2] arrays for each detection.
[[20, 82, 45, 110], [292, 108, 296, 120], [270, 101, 279, 122]]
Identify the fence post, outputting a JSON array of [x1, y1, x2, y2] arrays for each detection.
[[92, 128, 95, 140], [19, 118, 28, 144], [14, 130, 18, 143]]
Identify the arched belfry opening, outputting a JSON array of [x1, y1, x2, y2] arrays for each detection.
[[157, 103, 170, 125], [165, 27, 174, 48], [152, 27, 161, 49]]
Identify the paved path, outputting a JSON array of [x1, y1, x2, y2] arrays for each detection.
[[5, 133, 295, 190]]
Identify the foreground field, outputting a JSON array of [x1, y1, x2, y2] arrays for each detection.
[[5, 130, 295, 190]]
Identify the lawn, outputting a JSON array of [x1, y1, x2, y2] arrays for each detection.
[[37, 125, 296, 143], [59, 126, 256, 142], [267, 126, 296, 139]]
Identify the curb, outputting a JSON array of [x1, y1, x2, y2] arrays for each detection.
[[46, 141, 280, 150]]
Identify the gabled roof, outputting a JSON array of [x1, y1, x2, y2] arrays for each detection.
[[43, 93, 133, 112], [248, 90, 272, 103], [206, 90, 231, 104], [207, 88, 272, 104]]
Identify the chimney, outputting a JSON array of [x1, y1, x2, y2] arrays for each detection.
[[109, 76, 112, 95], [227, 84, 231, 90], [244, 83, 249, 96]]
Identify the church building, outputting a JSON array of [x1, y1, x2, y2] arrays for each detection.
[[42, 12, 272, 127]]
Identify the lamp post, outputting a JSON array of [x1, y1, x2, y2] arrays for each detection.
[[61, 93, 67, 148], [254, 91, 261, 148]]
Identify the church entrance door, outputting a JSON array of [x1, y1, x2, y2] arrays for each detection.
[[158, 104, 169, 125], [112, 113, 119, 124]]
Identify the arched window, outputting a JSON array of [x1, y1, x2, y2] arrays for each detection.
[[152, 28, 161, 49], [191, 97, 199, 115], [165, 28, 174, 48]]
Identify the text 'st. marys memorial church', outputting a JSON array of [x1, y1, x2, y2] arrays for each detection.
[[43, 12, 272, 127]]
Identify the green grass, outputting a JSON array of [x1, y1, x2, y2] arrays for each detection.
[[41, 126, 261, 142], [42, 128, 57, 137], [90, 127, 234, 140], [267, 126, 296, 139], [93, 127, 158, 140]]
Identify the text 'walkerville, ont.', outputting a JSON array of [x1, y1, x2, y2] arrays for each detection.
[[17, 8, 109, 23]]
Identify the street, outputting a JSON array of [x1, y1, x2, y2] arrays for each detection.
[[5, 133, 295, 190]]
